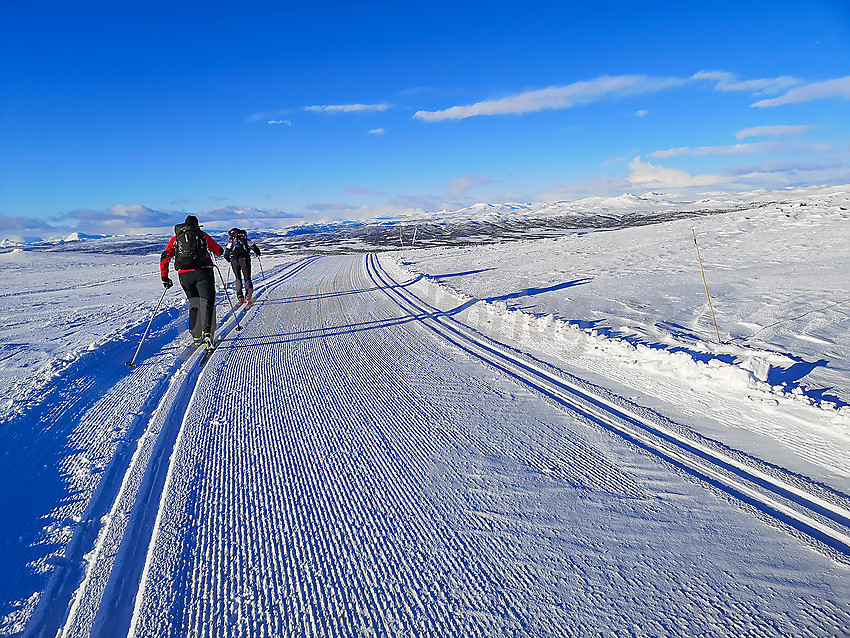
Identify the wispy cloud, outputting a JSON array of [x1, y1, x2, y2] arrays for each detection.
[[198, 205, 302, 223], [751, 75, 850, 107], [0, 213, 55, 232], [720, 160, 850, 189], [343, 186, 383, 196], [445, 173, 496, 198], [414, 71, 823, 122], [307, 202, 362, 212], [722, 160, 840, 178], [69, 204, 175, 225], [246, 109, 291, 122], [414, 75, 684, 121], [59, 203, 303, 234], [691, 70, 801, 95], [61, 204, 182, 234], [735, 124, 816, 140], [648, 140, 831, 159], [268, 119, 292, 125], [369, 128, 386, 135], [305, 103, 391, 113], [627, 157, 726, 188]]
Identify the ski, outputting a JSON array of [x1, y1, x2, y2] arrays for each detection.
[[199, 336, 222, 367]]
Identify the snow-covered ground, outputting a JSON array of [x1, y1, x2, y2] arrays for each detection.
[[394, 185, 850, 495], [0, 185, 848, 636]]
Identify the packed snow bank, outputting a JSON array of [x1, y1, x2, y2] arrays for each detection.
[[393, 187, 850, 406], [383, 257, 850, 429]]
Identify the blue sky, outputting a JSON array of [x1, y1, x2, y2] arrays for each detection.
[[1, 0, 849, 235]]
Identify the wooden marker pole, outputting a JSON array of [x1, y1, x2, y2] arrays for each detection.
[[693, 229, 721, 343]]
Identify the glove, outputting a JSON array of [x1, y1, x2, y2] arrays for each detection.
[[162, 277, 173, 289], [223, 249, 231, 262], [251, 244, 261, 257]]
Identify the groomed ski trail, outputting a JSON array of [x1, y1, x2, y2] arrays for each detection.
[[73, 255, 849, 637], [47, 258, 317, 638], [366, 254, 850, 559]]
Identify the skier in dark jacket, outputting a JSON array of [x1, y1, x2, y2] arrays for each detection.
[[223, 228, 261, 304], [160, 215, 224, 348]]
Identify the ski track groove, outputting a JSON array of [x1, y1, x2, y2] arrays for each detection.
[[84, 254, 850, 637], [368, 254, 850, 561], [48, 259, 312, 638]]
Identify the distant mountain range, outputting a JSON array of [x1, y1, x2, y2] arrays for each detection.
[[2, 185, 846, 252]]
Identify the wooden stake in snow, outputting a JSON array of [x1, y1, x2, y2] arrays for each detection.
[[693, 229, 722, 344]]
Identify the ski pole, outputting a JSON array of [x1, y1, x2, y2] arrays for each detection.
[[256, 254, 265, 285], [213, 261, 242, 331], [126, 286, 169, 367]]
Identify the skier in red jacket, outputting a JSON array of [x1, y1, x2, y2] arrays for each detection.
[[160, 215, 224, 348]]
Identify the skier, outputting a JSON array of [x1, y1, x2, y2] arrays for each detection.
[[160, 215, 224, 349], [223, 227, 261, 304]]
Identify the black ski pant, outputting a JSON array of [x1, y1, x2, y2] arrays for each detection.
[[230, 256, 253, 302], [179, 268, 216, 337]]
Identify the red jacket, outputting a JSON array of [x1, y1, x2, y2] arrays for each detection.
[[160, 232, 223, 278]]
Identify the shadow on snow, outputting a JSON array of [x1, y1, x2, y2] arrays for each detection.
[[0, 307, 182, 626]]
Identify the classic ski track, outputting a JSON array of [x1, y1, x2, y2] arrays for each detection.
[[127, 255, 466, 636], [54, 257, 319, 638], [366, 253, 850, 561], [127, 255, 655, 636], [120, 254, 849, 637]]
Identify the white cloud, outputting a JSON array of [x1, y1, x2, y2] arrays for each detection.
[[635, 110, 649, 118], [751, 75, 850, 107], [268, 119, 292, 125], [59, 204, 182, 234], [648, 141, 830, 159], [535, 176, 632, 202], [0, 214, 55, 233], [719, 161, 850, 189], [723, 160, 838, 178], [246, 109, 291, 122], [70, 204, 174, 226], [343, 186, 383, 196], [414, 74, 684, 121], [735, 124, 816, 140], [445, 173, 496, 198], [411, 70, 842, 123], [369, 128, 386, 135], [627, 157, 727, 188], [692, 70, 801, 95], [54, 203, 304, 235], [305, 103, 391, 113], [198, 205, 301, 222]]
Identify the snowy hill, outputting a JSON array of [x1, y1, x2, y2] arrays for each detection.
[[61, 232, 110, 242]]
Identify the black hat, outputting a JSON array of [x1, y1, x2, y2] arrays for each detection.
[[185, 215, 199, 226], [228, 227, 239, 236]]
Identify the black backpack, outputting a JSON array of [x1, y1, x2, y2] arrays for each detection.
[[174, 222, 211, 270], [231, 228, 250, 255]]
